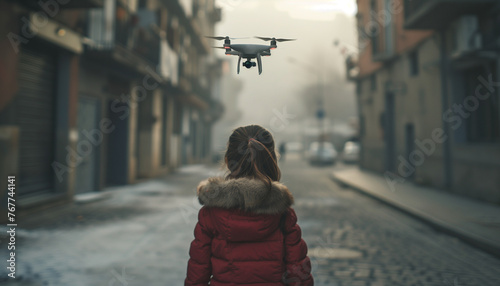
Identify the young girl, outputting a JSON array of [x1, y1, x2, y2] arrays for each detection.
[[185, 125, 314, 286]]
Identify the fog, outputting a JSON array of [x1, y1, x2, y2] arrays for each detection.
[[212, 0, 359, 151]]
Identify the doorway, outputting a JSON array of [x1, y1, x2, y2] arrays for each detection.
[[405, 123, 415, 181], [384, 92, 396, 172], [106, 100, 129, 186], [75, 97, 100, 193]]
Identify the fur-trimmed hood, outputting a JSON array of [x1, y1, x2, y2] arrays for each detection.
[[196, 177, 294, 214]]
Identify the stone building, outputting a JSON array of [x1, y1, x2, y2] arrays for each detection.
[[350, 0, 500, 203], [0, 0, 223, 217]]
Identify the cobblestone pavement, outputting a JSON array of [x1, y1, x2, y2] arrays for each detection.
[[281, 155, 500, 286], [1, 156, 500, 286]]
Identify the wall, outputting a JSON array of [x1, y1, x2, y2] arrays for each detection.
[[392, 37, 443, 187], [359, 36, 443, 185], [0, 2, 18, 111]]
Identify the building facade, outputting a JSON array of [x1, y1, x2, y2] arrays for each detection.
[[350, 0, 500, 204], [0, 0, 223, 218]]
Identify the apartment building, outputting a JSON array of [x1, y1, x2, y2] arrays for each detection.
[[349, 0, 500, 203], [0, 0, 223, 216]]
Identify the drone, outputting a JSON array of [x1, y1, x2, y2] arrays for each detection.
[[207, 36, 296, 75]]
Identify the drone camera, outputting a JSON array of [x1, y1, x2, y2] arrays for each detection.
[[243, 60, 256, 69]]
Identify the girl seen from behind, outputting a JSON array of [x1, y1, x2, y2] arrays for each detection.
[[185, 125, 314, 286]]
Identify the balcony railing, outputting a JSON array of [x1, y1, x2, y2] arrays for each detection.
[[86, 6, 129, 50], [86, 6, 160, 65], [404, 0, 496, 30]]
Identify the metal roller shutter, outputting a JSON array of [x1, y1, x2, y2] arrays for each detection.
[[17, 45, 57, 195]]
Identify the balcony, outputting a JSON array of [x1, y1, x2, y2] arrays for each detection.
[[85, 6, 163, 82], [404, 0, 496, 30], [160, 0, 210, 54]]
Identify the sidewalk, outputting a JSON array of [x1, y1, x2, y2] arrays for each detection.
[[0, 164, 220, 285], [331, 166, 500, 258]]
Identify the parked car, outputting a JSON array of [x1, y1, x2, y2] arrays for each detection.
[[341, 141, 360, 163], [307, 142, 337, 165]]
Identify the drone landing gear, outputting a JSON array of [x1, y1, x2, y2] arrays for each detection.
[[237, 56, 263, 75]]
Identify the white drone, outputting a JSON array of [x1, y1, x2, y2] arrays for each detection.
[[207, 36, 296, 75]]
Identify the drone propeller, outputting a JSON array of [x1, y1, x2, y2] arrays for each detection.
[[255, 36, 296, 42], [206, 36, 249, 40], [206, 36, 228, 40], [212, 46, 228, 49]]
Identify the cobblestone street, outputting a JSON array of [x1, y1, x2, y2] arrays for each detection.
[[1, 156, 500, 285], [282, 156, 500, 286]]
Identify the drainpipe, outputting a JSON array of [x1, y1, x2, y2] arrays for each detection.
[[439, 29, 453, 190]]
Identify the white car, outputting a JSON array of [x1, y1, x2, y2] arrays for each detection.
[[342, 141, 360, 163], [308, 142, 337, 165]]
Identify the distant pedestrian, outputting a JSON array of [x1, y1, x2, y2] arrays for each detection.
[[185, 125, 314, 286], [279, 142, 287, 162]]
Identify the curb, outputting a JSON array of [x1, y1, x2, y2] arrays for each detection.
[[330, 172, 500, 259]]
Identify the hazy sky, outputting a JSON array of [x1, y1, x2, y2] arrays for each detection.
[[213, 0, 358, 142]]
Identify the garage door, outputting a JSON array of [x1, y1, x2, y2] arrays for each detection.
[[17, 45, 57, 195]]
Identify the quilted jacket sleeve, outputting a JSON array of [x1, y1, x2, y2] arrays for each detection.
[[185, 207, 213, 286], [282, 208, 314, 286]]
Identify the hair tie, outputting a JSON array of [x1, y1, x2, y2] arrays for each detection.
[[248, 138, 257, 143]]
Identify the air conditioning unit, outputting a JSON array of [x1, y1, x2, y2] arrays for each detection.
[[453, 15, 482, 54]]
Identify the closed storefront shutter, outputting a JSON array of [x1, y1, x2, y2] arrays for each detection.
[[17, 45, 57, 195]]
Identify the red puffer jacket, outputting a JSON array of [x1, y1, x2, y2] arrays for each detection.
[[185, 177, 314, 286]]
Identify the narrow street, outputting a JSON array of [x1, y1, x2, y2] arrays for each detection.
[[2, 155, 500, 286], [2, 1, 500, 285]]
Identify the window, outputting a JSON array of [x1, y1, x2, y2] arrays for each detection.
[[479, 11, 500, 49], [370, 0, 379, 56], [409, 50, 419, 77], [461, 66, 500, 143], [383, 0, 394, 55]]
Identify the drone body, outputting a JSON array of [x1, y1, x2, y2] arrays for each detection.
[[208, 36, 296, 75]]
